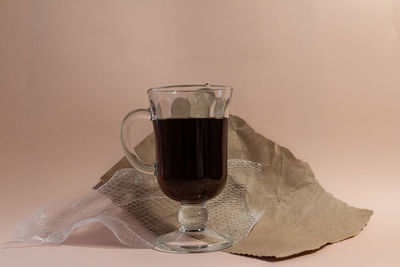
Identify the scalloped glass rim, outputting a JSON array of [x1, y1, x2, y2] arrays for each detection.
[[147, 84, 233, 94]]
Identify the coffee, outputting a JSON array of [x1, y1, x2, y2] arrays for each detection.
[[153, 118, 228, 204]]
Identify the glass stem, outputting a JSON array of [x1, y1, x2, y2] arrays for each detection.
[[178, 202, 209, 232]]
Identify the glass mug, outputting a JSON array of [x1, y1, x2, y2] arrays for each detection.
[[120, 84, 233, 253]]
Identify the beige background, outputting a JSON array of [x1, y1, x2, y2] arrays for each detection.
[[1, 0, 399, 266]]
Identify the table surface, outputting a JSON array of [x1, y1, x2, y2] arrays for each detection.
[[1, 136, 399, 267], [0, 184, 399, 267]]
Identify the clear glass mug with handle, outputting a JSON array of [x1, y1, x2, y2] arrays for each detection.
[[120, 84, 233, 253]]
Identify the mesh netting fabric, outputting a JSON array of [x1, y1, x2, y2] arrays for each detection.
[[7, 159, 264, 248]]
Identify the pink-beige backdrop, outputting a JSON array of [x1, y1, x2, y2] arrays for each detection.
[[1, 0, 399, 266]]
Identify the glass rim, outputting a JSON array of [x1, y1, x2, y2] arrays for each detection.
[[147, 83, 233, 94]]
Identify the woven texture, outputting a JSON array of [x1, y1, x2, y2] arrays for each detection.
[[8, 159, 264, 247]]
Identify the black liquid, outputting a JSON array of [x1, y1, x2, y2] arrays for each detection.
[[153, 118, 228, 204]]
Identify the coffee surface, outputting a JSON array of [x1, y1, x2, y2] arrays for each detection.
[[153, 118, 228, 203]]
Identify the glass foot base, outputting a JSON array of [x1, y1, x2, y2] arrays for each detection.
[[154, 229, 233, 253]]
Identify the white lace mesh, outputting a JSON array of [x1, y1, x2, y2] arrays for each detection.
[[7, 159, 264, 248]]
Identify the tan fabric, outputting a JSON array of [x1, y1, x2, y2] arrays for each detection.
[[97, 115, 372, 258]]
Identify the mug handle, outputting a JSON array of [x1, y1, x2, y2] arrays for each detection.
[[120, 108, 155, 175]]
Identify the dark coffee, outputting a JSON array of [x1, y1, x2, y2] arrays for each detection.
[[153, 118, 228, 204]]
